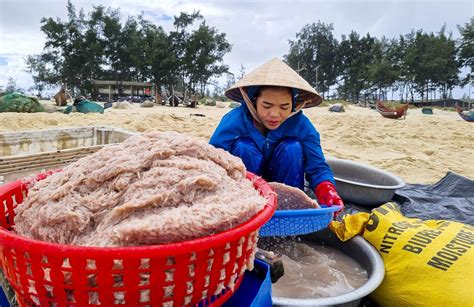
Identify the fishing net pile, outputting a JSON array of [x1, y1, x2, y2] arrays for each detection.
[[0, 92, 45, 113]]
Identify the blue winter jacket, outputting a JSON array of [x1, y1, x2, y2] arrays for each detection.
[[209, 104, 335, 190]]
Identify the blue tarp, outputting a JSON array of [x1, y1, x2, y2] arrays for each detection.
[[64, 100, 104, 114]]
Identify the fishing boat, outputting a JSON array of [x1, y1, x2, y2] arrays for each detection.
[[422, 107, 433, 115], [455, 104, 474, 122], [376, 101, 409, 119]]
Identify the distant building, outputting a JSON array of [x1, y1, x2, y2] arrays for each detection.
[[91, 80, 154, 101]]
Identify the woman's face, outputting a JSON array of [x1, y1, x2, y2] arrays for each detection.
[[255, 87, 293, 130]]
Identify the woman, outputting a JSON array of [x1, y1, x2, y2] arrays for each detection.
[[210, 58, 343, 212]]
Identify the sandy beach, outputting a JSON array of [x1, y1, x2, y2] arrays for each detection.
[[0, 100, 472, 184]]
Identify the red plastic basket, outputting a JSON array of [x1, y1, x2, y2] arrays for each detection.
[[0, 172, 276, 306]]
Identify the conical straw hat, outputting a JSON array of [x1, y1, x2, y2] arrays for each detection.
[[225, 57, 323, 108]]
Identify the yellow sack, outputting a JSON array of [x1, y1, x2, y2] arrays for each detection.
[[330, 203, 474, 306], [330, 211, 370, 241]]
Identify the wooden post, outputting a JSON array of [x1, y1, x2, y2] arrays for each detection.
[[171, 85, 175, 107], [183, 89, 188, 106]]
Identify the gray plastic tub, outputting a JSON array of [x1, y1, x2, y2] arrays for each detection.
[[272, 229, 385, 306], [326, 157, 405, 207]]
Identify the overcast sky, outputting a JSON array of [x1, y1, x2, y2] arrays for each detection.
[[0, 0, 472, 97]]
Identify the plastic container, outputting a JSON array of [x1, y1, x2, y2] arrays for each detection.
[[0, 172, 276, 306], [223, 259, 272, 307], [0, 126, 135, 184], [259, 206, 341, 237], [0, 286, 10, 307]]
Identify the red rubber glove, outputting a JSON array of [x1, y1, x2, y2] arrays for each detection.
[[315, 181, 344, 217]]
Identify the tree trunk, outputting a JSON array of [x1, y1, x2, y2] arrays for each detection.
[[425, 82, 429, 103]]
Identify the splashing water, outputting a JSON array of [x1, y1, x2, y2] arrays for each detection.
[[261, 237, 368, 299]]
